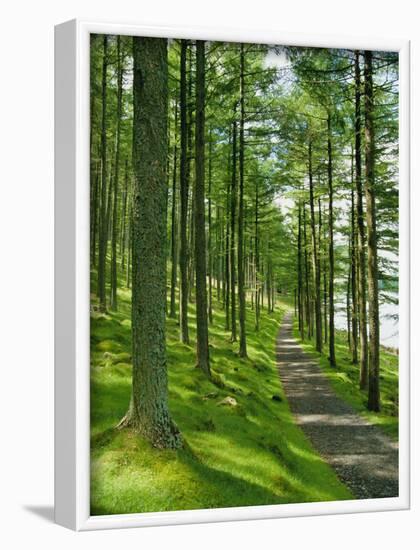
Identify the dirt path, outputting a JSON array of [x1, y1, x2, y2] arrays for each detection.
[[276, 311, 398, 499]]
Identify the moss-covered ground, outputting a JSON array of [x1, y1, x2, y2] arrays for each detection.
[[90, 288, 353, 515]]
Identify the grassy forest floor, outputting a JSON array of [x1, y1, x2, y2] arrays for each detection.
[[293, 323, 399, 439], [90, 286, 353, 515]]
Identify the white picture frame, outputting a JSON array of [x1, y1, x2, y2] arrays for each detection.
[[54, 18, 411, 531]]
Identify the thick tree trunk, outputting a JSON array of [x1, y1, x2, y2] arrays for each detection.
[[354, 50, 369, 389], [179, 40, 190, 344], [327, 113, 337, 367], [364, 50, 380, 412], [121, 36, 181, 449], [238, 44, 248, 357], [194, 40, 211, 376]]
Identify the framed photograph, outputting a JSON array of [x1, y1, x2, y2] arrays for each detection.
[[54, 19, 410, 530]]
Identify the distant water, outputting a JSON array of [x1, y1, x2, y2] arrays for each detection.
[[335, 300, 399, 350]]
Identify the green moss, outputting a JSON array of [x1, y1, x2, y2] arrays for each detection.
[[90, 288, 352, 515]]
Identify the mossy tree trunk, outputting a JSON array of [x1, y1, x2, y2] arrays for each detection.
[[120, 36, 182, 449]]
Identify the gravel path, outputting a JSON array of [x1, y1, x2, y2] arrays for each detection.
[[276, 311, 399, 499]]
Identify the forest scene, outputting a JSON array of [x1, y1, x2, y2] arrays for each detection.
[[89, 34, 399, 515]]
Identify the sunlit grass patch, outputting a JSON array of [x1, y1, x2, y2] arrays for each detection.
[[90, 289, 352, 515]]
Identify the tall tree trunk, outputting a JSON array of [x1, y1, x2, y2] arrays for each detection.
[[110, 35, 123, 311], [322, 204, 328, 344], [120, 36, 181, 449], [238, 44, 248, 357], [355, 50, 368, 389], [297, 202, 304, 339], [179, 40, 190, 344], [120, 160, 129, 273], [327, 113, 337, 367], [187, 49, 195, 304], [169, 96, 179, 319], [225, 188, 231, 331], [303, 204, 311, 339], [207, 137, 213, 324], [216, 205, 222, 302], [91, 160, 100, 267], [97, 35, 108, 311], [346, 267, 351, 350], [364, 50, 380, 412], [308, 140, 322, 352], [126, 203, 132, 289], [350, 169, 358, 364], [194, 40, 211, 377], [254, 180, 260, 331], [230, 112, 238, 343]]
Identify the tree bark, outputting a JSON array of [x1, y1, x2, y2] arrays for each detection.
[[97, 35, 108, 311], [120, 159, 129, 274], [254, 180, 260, 331], [179, 40, 190, 344], [297, 202, 304, 339], [303, 204, 311, 339], [169, 95, 179, 319], [327, 113, 337, 367], [207, 137, 213, 324], [308, 140, 322, 352], [110, 35, 123, 311], [364, 50, 380, 412], [230, 112, 238, 343], [194, 40, 211, 376], [238, 44, 248, 357], [350, 169, 358, 364], [225, 186, 231, 331], [120, 36, 181, 449], [354, 50, 369, 389]]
